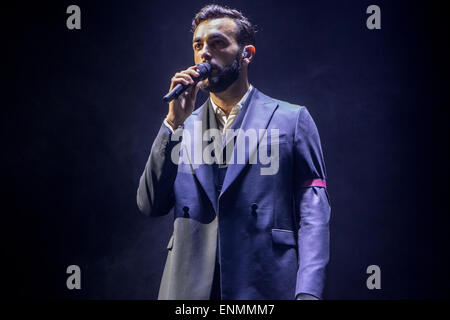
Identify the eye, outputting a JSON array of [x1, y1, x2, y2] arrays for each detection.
[[194, 43, 202, 50], [213, 40, 225, 46]]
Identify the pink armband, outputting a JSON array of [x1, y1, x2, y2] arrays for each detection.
[[301, 179, 327, 188]]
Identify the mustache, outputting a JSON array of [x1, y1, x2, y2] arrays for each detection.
[[206, 62, 222, 72], [208, 63, 232, 75], [206, 50, 242, 72]]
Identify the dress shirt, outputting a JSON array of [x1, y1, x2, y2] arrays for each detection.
[[163, 85, 253, 133], [209, 84, 253, 133]]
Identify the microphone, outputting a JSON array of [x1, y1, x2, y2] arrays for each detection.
[[163, 62, 212, 103]]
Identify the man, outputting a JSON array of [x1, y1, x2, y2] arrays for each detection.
[[137, 4, 330, 300]]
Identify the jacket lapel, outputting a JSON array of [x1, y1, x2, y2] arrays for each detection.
[[219, 89, 279, 198], [186, 89, 279, 209], [190, 100, 218, 212]]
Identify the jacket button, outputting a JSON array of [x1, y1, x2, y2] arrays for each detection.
[[183, 206, 189, 217], [251, 203, 258, 214]]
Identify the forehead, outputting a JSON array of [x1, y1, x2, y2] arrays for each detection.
[[193, 17, 238, 42]]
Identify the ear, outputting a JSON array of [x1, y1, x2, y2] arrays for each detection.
[[242, 45, 256, 63]]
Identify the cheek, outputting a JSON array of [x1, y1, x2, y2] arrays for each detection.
[[212, 55, 231, 68], [222, 50, 239, 64]]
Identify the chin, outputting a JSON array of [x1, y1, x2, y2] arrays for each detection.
[[199, 77, 218, 93], [199, 79, 211, 92]]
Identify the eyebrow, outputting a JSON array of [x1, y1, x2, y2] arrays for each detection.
[[193, 33, 229, 44]]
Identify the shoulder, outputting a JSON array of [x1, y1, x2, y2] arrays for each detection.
[[254, 88, 306, 115], [253, 88, 311, 128], [254, 89, 322, 139]]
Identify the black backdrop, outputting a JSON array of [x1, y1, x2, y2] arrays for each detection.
[[3, 0, 449, 299]]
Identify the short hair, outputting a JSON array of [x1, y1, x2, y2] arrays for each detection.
[[191, 4, 256, 48]]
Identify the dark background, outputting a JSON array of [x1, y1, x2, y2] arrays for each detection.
[[3, 0, 449, 299]]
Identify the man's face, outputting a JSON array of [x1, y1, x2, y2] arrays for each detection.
[[193, 17, 243, 93]]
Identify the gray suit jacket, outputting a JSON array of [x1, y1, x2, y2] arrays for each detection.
[[137, 88, 331, 299]]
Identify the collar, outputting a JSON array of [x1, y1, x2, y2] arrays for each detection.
[[210, 84, 253, 114]]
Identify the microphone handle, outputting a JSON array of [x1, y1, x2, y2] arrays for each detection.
[[163, 82, 189, 103], [163, 71, 207, 103], [163, 63, 210, 103]]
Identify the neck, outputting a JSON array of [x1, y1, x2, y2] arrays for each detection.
[[210, 75, 249, 117]]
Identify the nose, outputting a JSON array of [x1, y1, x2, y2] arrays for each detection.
[[199, 44, 212, 61]]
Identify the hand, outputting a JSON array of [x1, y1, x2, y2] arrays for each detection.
[[165, 66, 203, 130], [296, 293, 320, 300]]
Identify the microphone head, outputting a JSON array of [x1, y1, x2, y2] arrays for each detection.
[[196, 62, 212, 80]]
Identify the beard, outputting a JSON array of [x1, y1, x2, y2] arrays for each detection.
[[200, 51, 242, 93]]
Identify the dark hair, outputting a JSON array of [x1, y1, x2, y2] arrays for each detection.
[[191, 4, 256, 48]]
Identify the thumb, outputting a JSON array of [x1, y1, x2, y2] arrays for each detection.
[[189, 80, 202, 98]]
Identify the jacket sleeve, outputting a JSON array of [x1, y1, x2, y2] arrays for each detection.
[[293, 106, 331, 300], [136, 122, 182, 217]]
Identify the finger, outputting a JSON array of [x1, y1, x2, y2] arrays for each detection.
[[187, 65, 201, 73], [169, 80, 188, 91], [188, 80, 202, 98], [170, 76, 191, 90], [184, 68, 200, 79], [173, 72, 194, 84]]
